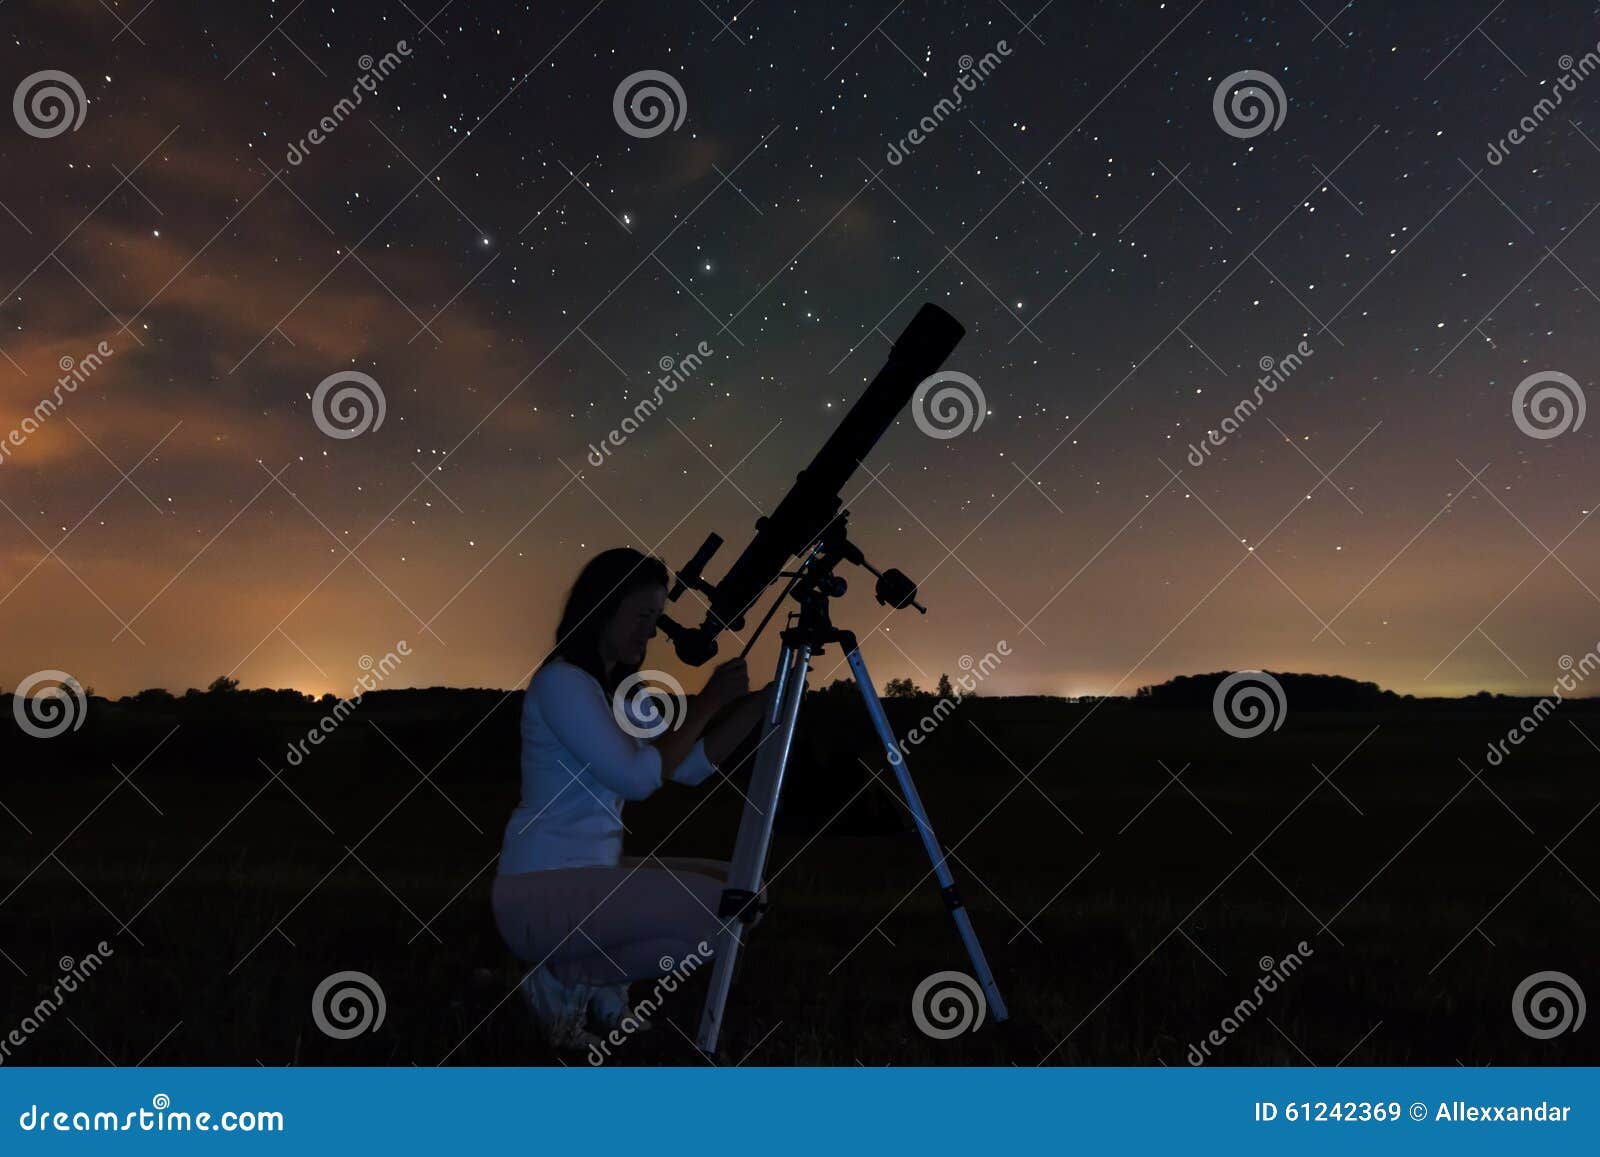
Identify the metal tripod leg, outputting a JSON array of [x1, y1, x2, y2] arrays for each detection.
[[845, 647, 1010, 1024], [695, 642, 811, 1053]]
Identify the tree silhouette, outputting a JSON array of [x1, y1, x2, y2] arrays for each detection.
[[936, 673, 955, 700]]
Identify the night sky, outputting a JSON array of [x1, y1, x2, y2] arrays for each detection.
[[3, 0, 1599, 700]]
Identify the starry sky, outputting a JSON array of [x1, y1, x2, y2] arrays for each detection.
[[3, 0, 1599, 700]]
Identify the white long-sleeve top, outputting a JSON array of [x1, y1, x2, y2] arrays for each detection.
[[497, 658, 718, 874]]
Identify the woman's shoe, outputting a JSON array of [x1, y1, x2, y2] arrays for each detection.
[[520, 965, 601, 1051], [589, 982, 652, 1033]]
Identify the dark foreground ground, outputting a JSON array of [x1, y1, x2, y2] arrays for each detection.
[[2, 684, 1597, 1066]]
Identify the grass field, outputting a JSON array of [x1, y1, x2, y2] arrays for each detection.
[[3, 688, 1597, 1066]]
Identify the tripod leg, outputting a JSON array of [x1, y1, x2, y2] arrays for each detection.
[[845, 647, 1010, 1024], [695, 643, 812, 1054]]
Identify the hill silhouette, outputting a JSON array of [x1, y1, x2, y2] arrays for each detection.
[[1134, 670, 1401, 711]]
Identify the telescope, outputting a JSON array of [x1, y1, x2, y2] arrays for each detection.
[[657, 301, 964, 666], [672, 302, 1011, 1054]]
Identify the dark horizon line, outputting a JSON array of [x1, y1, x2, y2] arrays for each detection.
[[15, 670, 1590, 706]]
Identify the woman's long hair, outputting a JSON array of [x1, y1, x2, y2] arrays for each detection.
[[544, 547, 670, 695]]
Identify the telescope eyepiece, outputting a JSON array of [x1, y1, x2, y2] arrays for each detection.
[[673, 629, 719, 667]]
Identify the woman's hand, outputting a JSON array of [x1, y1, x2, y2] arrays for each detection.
[[703, 684, 773, 767], [701, 657, 749, 710], [650, 658, 748, 779]]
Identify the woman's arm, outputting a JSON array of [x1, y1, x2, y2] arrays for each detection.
[[533, 664, 666, 800], [652, 658, 749, 776], [660, 687, 772, 788], [535, 659, 751, 798]]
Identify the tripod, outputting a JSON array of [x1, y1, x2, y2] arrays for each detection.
[[694, 535, 1010, 1053]]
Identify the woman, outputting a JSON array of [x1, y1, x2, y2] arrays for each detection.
[[492, 547, 766, 1050]]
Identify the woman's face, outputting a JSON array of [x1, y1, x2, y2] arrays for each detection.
[[602, 583, 667, 669]]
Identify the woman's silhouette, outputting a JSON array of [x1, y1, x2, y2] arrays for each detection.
[[491, 547, 765, 1050]]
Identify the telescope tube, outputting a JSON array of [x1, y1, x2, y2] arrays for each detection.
[[674, 303, 965, 664]]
